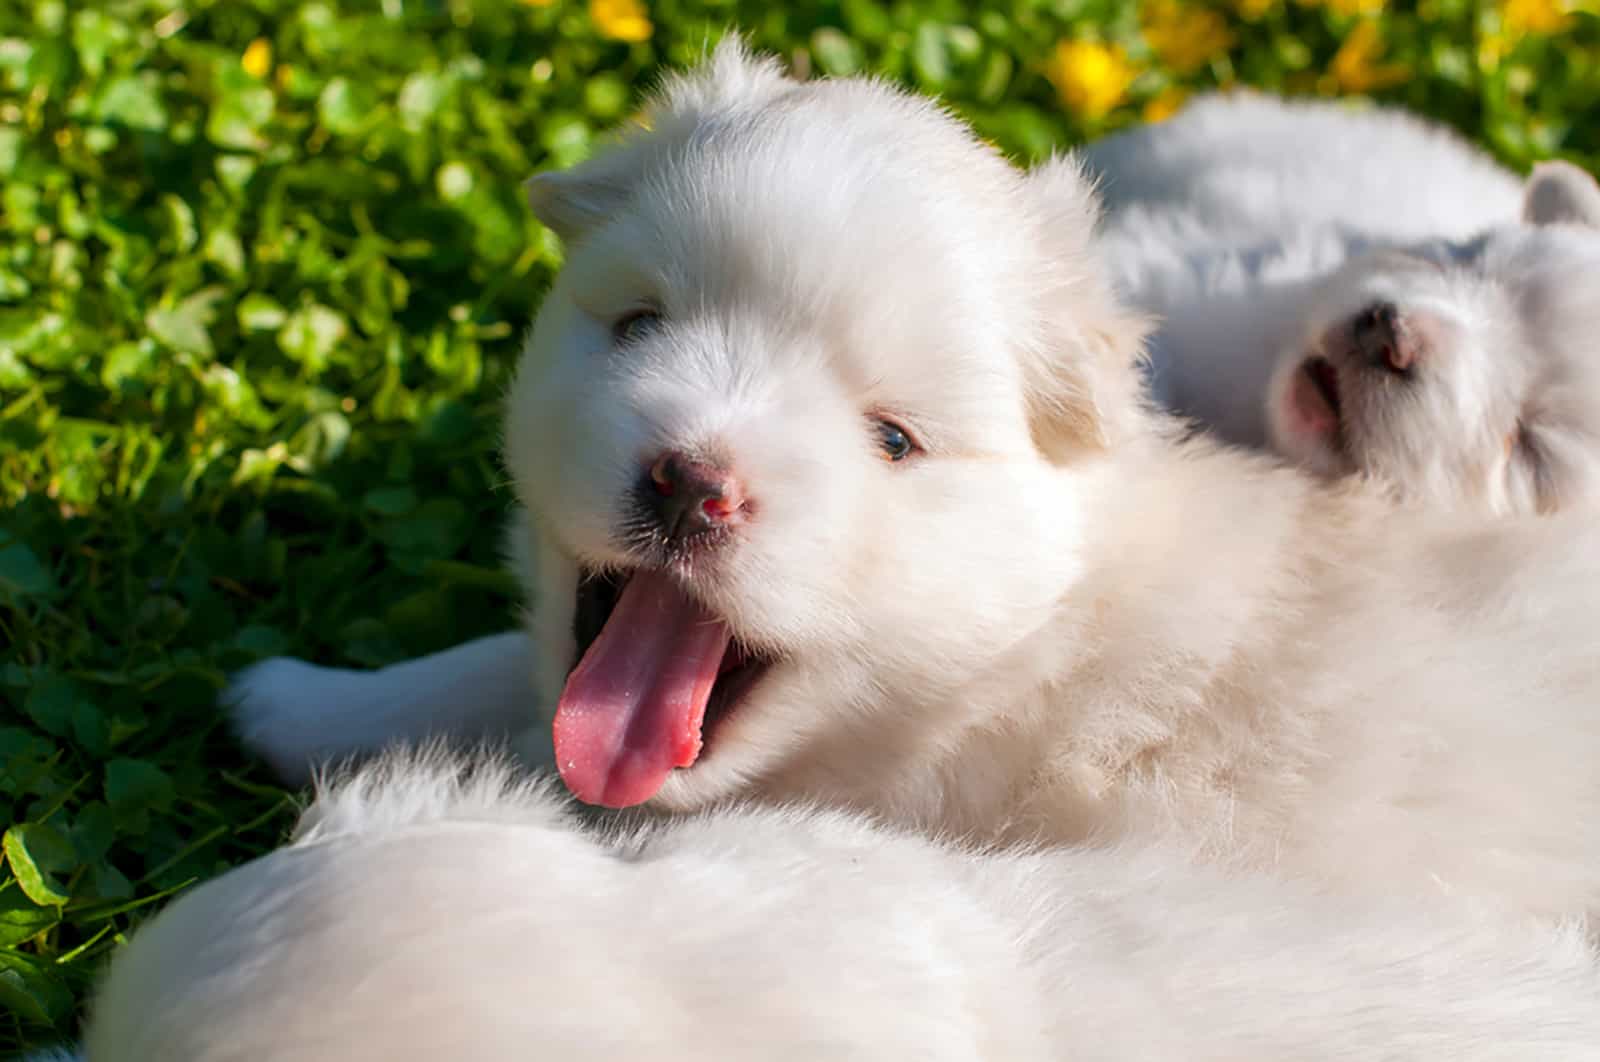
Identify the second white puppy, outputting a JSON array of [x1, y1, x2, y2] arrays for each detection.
[[75, 751, 1600, 1061], [1087, 92, 1600, 513]]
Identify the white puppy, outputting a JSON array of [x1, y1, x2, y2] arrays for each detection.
[[1260, 194, 1600, 511], [1086, 92, 1600, 513], [231, 43, 1600, 920], [65, 750, 1600, 1061]]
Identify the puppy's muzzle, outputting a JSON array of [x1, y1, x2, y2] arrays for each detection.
[[646, 451, 747, 543]]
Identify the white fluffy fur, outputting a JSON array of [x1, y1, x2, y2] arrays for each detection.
[[230, 44, 1600, 921], [1084, 92, 1600, 513], [70, 749, 1600, 1060], [225, 631, 543, 784]]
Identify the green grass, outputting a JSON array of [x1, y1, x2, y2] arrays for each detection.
[[2, 0, 1598, 1050]]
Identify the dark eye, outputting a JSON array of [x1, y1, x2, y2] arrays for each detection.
[[612, 308, 662, 346], [875, 418, 917, 462]]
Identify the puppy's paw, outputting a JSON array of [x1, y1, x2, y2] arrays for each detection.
[[510, 721, 558, 773], [223, 634, 542, 786], [223, 657, 361, 787]]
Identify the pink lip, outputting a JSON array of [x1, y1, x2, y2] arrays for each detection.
[[1289, 357, 1342, 437]]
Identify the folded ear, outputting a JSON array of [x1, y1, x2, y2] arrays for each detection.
[[523, 169, 632, 243], [1523, 160, 1600, 229], [525, 35, 795, 245], [1020, 154, 1153, 462]]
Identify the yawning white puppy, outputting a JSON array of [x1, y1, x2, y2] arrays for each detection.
[[231, 43, 1600, 921], [1087, 92, 1600, 513], [67, 750, 1600, 1061]]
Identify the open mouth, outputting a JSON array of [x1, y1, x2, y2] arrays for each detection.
[[1286, 355, 1347, 452], [1302, 356, 1342, 419], [554, 567, 773, 809]]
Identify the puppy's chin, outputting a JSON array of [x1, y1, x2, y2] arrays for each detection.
[[648, 685, 794, 810]]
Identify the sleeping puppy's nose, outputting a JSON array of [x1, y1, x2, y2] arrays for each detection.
[[1353, 301, 1416, 375], [647, 452, 746, 542]]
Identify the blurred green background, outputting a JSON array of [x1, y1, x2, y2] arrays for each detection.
[[2, 0, 1597, 1049]]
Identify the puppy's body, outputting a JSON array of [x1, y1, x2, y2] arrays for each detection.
[[77, 753, 1600, 1061], [746, 439, 1600, 918], [232, 47, 1600, 919], [1086, 93, 1600, 513], [1085, 91, 1523, 253]]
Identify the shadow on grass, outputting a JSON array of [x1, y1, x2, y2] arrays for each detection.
[[0, 399, 522, 1048]]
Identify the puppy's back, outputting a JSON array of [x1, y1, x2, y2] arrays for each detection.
[[1081, 91, 1522, 244], [83, 761, 1046, 1062], [81, 754, 1600, 1061]]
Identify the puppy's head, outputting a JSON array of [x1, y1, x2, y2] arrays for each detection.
[[1266, 161, 1600, 514], [502, 40, 1146, 811]]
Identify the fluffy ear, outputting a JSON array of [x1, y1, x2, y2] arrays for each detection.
[[524, 35, 794, 244], [1523, 160, 1600, 229], [1021, 155, 1153, 460], [523, 169, 633, 243], [1022, 324, 1151, 461]]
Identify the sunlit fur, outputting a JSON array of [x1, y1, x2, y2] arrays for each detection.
[[232, 44, 1600, 922], [74, 750, 1600, 1060], [1087, 92, 1600, 514]]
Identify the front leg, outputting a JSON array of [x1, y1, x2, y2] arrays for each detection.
[[224, 631, 541, 786]]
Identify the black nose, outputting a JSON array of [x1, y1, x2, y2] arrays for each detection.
[[645, 452, 745, 543], [1352, 302, 1414, 374]]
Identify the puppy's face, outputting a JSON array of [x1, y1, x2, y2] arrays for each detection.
[[1267, 162, 1600, 514], [503, 43, 1143, 811]]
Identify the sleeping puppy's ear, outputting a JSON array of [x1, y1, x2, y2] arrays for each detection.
[[1020, 155, 1154, 461], [1523, 161, 1600, 229], [526, 35, 795, 245]]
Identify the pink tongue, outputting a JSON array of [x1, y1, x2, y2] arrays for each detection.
[[553, 570, 731, 808]]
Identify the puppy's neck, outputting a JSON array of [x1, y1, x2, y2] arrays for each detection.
[[930, 428, 1397, 847]]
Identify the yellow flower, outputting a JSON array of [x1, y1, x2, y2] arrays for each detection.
[[1045, 40, 1138, 120], [241, 38, 273, 79], [521, 0, 558, 6], [1141, 0, 1234, 74], [1298, 0, 1386, 11], [1142, 86, 1190, 122], [590, 0, 653, 41], [1233, 0, 1278, 19], [1326, 0, 1387, 15], [1477, 32, 1510, 69], [1501, 0, 1574, 35], [1325, 20, 1409, 93]]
